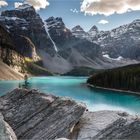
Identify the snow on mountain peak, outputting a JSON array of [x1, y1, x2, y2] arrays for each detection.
[[88, 25, 99, 37], [15, 4, 34, 11], [45, 16, 65, 30], [89, 25, 98, 32], [72, 25, 85, 32]]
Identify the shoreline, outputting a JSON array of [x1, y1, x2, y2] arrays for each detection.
[[87, 83, 140, 96], [1, 75, 140, 96]]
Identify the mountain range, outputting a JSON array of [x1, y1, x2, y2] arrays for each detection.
[[72, 20, 140, 60], [0, 4, 139, 78]]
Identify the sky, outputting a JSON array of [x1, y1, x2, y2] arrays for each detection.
[[0, 0, 140, 31]]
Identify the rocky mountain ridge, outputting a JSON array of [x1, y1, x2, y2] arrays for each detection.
[[42, 16, 113, 73], [72, 19, 140, 60], [71, 25, 89, 39], [1, 5, 107, 74], [44, 16, 139, 73], [0, 4, 55, 55], [0, 4, 139, 76], [0, 19, 53, 78]]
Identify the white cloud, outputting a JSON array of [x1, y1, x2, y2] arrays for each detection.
[[15, 0, 49, 10], [0, 0, 8, 7], [81, 0, 140, 16], [14, 2, 23, 8], [26, 0, 49, 10], [98, 19, 109, 24], [70, 8, 79, 14]]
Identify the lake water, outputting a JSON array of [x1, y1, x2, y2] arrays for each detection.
[[0, 76, 140, 115]]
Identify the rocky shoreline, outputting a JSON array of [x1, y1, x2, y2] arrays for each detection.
[[87, 83, 140, 96], [0, 89, 140, 140]]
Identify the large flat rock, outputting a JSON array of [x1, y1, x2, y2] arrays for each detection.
[[0, 89, 86, 140], [70, 111, 140, 140], [0, 113, 17, 140]]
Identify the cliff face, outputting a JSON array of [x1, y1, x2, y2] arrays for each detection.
[[1, 5, 139, 75], [0, 23, 52, 78], [0, 4, 58, 78], [0, 25, 26, 73], [43, 17, 112, 73], [72, 20, 140, 60], [0, 4, 55, 55]]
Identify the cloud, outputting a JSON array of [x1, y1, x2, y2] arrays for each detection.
[[26, 0, 49, 10], [70, 8, 79, 14], [15, 0, 49, 10], [0, 0, 8, 7], [98, 19, 109, 24], [81, 0, 140, 16], [14, 2, 23, 8]]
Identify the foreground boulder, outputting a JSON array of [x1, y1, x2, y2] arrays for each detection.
[[70, 111, 140, 140], [1, 89, 140, 140], [0, 89, 86, 140], [0, 113, 17, 140]]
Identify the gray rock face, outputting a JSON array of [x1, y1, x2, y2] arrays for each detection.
[[1, 5, 139, 74], [72, 20, 140, 60], [45, 16, 72, 46], [0, 6, 110, 74], [0, 113, 17, 140], [72, 25, 89, 39], [88, 25, 99, 38], [93, 19, 140, 60], [0, 4, 55, 56], [0, 89, 86, 140], [70, 111, 140, 140], [44, 16, 110, 73]]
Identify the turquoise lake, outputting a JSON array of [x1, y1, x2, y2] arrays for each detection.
[[0, 76, 140, 115]]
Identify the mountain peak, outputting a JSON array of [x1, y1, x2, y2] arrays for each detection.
[[1, 4, 37, 20], [132, 19, 140, 24], [15, 4, 33, 10], [46, 17, 63, 23], [72, 25, 84, 32], [71, 25, 89, 39], [89, 25, 98, 32], [88, 25, 99, 37], [45, 16, 65, 30]]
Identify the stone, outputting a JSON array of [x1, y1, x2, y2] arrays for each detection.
[[0, 113, 17, 140], [0, 88, 86, 140], [70, 111, 140, 140]]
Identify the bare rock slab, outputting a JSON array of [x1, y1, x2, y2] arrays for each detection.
[[70, 111, 140, 140], [0, 113, 17, 140], [0, 89, 86, 140]]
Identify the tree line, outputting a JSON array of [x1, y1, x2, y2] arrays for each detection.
[[87, 64, 140, 92]]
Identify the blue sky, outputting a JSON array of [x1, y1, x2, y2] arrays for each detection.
[[1, 0, 140, 31]]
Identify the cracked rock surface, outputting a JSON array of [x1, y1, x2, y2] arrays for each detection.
[[0, 113, 17, 140], [70, 111, 140, 140], [0, 88, 86, 140]]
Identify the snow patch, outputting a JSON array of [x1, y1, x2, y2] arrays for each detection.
[[15, 4, 33, 11], [21, 27, 27, 30], [44, 22, 58, 52], [103, 54, 123, 61]]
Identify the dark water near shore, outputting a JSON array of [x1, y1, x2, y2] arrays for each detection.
[[0, 76, 140, 115]]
